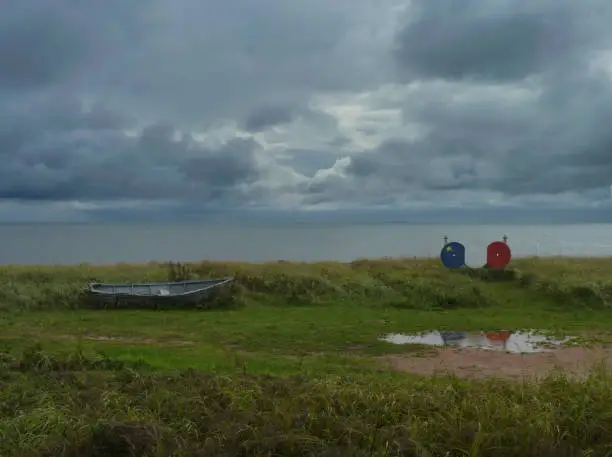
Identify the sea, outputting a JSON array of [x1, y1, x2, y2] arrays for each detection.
[[1, 222, 612, 265]]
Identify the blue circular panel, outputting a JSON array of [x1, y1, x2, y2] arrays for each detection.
[[440, 242, 465, 269]]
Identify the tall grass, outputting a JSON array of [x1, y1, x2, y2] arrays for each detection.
[[0, 258, 494, 311], [2, 257, 612, 311], [1, 346, 612, 456], [468, 258, 612, 310]]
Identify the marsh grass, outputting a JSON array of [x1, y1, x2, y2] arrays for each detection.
[[0, 258, 498, 311], [448, 258, 612, 310], [2, 347, 612, 456], [2, 257, 612, 312], [503, 258, 612, 310], [1, 257, 612, 313], [165, 261, 193, 281]]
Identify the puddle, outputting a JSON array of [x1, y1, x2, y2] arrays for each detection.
[[379, 330, 574, 353]]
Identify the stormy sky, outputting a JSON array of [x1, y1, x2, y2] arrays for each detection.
[[2, 0, 612, 221]]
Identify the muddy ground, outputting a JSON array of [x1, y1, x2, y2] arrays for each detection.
[[380, 345, 612, 380]]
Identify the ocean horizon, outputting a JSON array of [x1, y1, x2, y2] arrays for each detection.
[[1, 222, 611, 265]]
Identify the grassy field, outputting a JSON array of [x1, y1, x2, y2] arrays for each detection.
[[2, 257, 612, 456]]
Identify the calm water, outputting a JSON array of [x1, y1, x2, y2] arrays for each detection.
[[1, 223, 612, 265], [379, 331, 574, 354]]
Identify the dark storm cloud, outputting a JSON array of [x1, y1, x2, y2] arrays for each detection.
[[180, 138, 259, 187], [0, 0, 402, 212], [4, 0, 612, 213], [489, 69, 612, 195], [244, 105, 295, 132], [0, 9, 86, 89], [81, 0, 384, 126], [311, 0, 612, 204], [0, 0, 391, 121], [0, 0, 143, 92], [394, 0, 593, 83], [0, 0, 397, 209], [0, 98, 260, 203], [340, 69, 612, 200]]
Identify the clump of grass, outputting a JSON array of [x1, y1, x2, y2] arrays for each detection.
[[461, 266, 522, 282], [2, 347, 612, 456], [546, 282, 612, 310], [165, 261, 193, 282], [13, 344, 149, 372], [200, 280, 247, 310], [453, 258, 612, 310], [510, 258, 612, 310], [381, 280, 489, 310]]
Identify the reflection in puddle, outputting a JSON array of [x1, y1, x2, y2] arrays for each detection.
[[379, 330, 574, 353]]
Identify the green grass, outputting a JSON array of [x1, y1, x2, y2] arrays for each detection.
[[3, 257, 612, 455], [3, 347, 612, 456]]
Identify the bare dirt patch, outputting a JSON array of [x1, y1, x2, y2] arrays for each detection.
[[380, 345, 612, 380]]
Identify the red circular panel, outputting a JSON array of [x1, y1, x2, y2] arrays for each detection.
[[486, 241, 512, 269]]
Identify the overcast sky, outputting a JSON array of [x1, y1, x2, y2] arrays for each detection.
[[2, 0, 612, 221]]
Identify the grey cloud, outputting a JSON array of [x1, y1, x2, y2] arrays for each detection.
[[394, 0, 594, 83], [278, 149, 342, 177], [80, 0, 388, 125], [494, 70, 612, 195], [0, 0, 392, 123], [346, 138, 483, 191], [4, 0, 612, 213], [328, 136, 351, 147], [334, 70, 612, 200], [180, 138, 259, 187], [339, 79, 612, 199], [0, 0, 399, 211], [0, 9, 86, 89], [0, 0, 390, 210], [244, 105, 295, 132], [0, 0, 143, 92], [321, 0, 611, 203], [0, 98, 260, 204]]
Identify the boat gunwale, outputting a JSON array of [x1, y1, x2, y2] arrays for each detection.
[[88, 277, 234, 288], [86, 277, 235, 297]]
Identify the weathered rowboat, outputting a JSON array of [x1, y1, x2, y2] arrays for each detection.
[[86, 277, 235, 308]]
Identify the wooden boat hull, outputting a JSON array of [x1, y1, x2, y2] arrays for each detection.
[[85, 277, 234, 309]]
